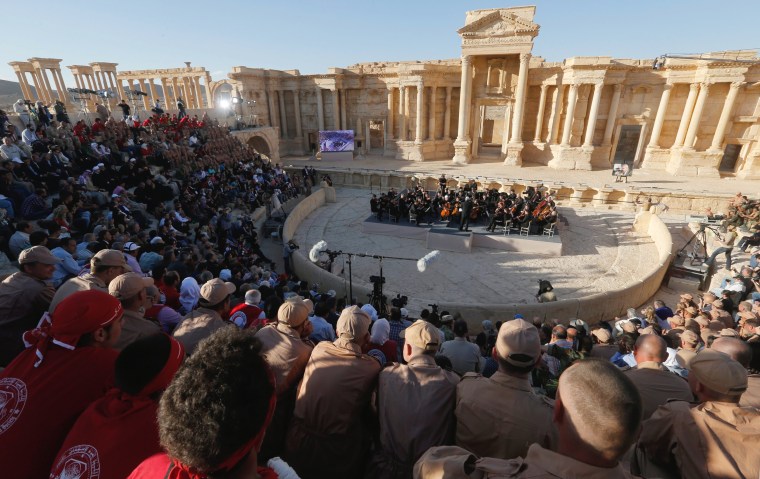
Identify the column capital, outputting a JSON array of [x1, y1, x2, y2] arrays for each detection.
[[519, 52, 531, 63], [591, 80, 604, 88], [539, 83, 550, 92], [661, 82, 674, 90], [613, 83, 623, 92], [569, 83, 580, 91], [688, 82, 700, 91], [461, 55, 472, 64], [729, 80, 743, 89]]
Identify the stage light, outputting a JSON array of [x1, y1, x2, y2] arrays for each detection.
[[219, 99, 230, 109], [231, 97, 242, 104]]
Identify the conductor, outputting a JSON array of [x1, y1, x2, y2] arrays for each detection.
[[459, 196, 473, 232]]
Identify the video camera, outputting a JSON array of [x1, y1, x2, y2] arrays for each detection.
[[369, 275, 385, 285], [428, 303, 439, 315], [391, 294, 408, 308]]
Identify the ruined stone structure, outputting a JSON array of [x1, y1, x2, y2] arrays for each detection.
[[228, 6, 760, 178]]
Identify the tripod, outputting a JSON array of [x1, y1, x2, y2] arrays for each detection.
[[678, 224, 720, 265], [367, 259, 387, 314]]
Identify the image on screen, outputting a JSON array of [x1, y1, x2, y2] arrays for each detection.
[[319, 130, 355, 152]]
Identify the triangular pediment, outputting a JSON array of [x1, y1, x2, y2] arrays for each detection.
[[458, 10, 539, 38]]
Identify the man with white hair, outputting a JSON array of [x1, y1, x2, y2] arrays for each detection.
[[367, 320, 460, 479], [455, 318, 556, 460], [285, 305, 381, 479], [229, 288, 266, 330]]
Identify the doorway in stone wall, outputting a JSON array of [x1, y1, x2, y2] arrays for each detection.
[[612, 125, 643, 167], [719, 144, 741, 172], [369, 120, 384, 154]]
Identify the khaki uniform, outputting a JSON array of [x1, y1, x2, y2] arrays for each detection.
[[255, 323, 314, 395], [114, 309, 161, 350], [636, 400, 760, 479], [455, 371, 556, 460], [739, 374, 760, 408], [49, 274, 106, 312], [367, 354, 460, 479], [0, 272, 55, 365], [172, 307, 232, 355], [624, 361, 693, 419], [414, 444, 637, 479], [285, 339, 381, 479], [675, 348, 698, 369]]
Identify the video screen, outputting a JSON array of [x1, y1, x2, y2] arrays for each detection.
[[319, 130, 354, 152]]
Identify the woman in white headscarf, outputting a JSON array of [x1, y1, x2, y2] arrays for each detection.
[[178, 277, 201, 315], [363, 318, 397, 363]]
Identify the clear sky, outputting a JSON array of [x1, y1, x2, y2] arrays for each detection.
[[2, 0, 759, 87]]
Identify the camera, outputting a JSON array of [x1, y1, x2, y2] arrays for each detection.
[[428, 303, 439, 314], [391, 294, 408, 308], [369, 275, 385, 284]]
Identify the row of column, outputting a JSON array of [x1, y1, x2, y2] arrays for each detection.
[[122, 76, 206, 110], [388, 84, 455, 142], [270, 88, 355, 139], [14, 67, 69, 105], [648, 81, 741, 152]]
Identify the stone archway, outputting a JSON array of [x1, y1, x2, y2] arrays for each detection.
[[247, 135, 271, 157]]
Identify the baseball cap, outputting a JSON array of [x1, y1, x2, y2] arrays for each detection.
[[495, 319, 541, 367], [219, 269, 232, 281], [108, 273, 154, 300], [150, 236, 165, 245], [399, 319, 441, 352], [18, 246, 62, 265], [400, 307, 409, 319], [680, 293, 694, 301], [277, 296, 313, 327], [199, 278, 236, 305], [92, 249, 130, 270], [591, 328, 611, 343], [124, 241, 140, 252], [441, 314, 454, 324], [690, 350, 747, 396]]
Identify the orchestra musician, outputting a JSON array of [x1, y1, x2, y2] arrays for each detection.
[[459, 196, 473, 232], [486, 203, 507, 232]]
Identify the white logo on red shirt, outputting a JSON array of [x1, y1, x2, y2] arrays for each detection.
[[51, 444, 101, 479], [0, 377, 27, 435], [230, 310, 248, 329]]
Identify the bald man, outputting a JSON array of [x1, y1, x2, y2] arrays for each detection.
[[711, 337, 760, 408], [415, 359, 643, 478], [636, 350, 760, 479], [624, 334, 693, 419]]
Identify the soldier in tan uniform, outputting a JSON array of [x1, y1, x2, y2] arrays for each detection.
[[255, 296, 314, 460], [108, 272, 160, 350], [172, 278, 235, 355], [589, 327, 617, 360], [455, 318, 556, 460], [415, 359, 643, 478], [367, 319, 460, 479], [636, 350, 760, 479], [49, 249, 129, 312], [710, 337, 760, 408], [624, 334, 693, 419], [285, 305, 381, 479], [675, 329, 700, 369]]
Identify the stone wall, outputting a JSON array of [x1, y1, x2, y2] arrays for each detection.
[[281, 183, 673, 329]]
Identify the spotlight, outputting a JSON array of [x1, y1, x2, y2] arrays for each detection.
[[231, 97, 242, 104], [219, 99, 230, 109]]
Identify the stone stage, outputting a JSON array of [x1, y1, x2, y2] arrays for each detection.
[[361, 215, 562, 256]]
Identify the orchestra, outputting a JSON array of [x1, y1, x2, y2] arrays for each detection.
[[370, 178, 559, 235]]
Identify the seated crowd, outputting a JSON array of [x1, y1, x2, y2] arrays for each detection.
[[1, 105, 760, 478]]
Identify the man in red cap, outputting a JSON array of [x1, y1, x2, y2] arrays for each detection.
[[50, 334, 184, 479], [0, 289, 123, 478]]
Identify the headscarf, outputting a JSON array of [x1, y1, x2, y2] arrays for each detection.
[[370, 318, 390, 346], [482, 320, 496, 338], [336, 306, 372, 347], [22, 290, 123, 367], [360, 304, 378, 322], [179, 277, 201, 314]]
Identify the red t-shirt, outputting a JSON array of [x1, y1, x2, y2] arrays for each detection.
[[0, 345, 117, 478], [50, 389, 162, 479], [228, 303, 266, 330], [129, 453, 278, 479]]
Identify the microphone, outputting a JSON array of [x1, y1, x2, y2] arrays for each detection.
[[309, 241, 327, 263], [417, 250, 440, 273]]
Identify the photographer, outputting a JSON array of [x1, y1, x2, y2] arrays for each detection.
[[283, 240, 298, 275]]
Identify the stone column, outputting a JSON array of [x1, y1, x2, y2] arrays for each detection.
[[138, 79, 151, 109], [14, 72, 32, 100], [501, 102, 512, 154], [602, 84, 623, 146], [386, 88, 394, 140], [170, 78, 179, 105], [398, 85, 406, 140], [293, 89, 302, 138], [331, 89, 340, 130], [560, 83, 579, 146], [673, 83, 700, 148], [547, 85, 564, 144], [428, 86, 437, 140], [50, 68, 65, 102], [340, 90, 348, 130], [453, 55, 473, 161], [160, 78, 170, 106], [148, 78, 159, 102], [127, 79, 136, 93], [40, 70, 54, 103], [647, 83, 673, 148], [267, 89, 277, 128], [115, 75, 126, 102], [278, 90, 288, 138], [709, 81, 741, 152], [444, 86, 452, 139], [315, 88, 325, 131], [582, 82, 604, 147], [415, 81, 425, 143], [54, 69, 69, 103], [683, 82, 710, 150], [194, 77, 204, 109], [533, 84, 549, 142], [509, 53, 531, 144], [73, 74, 83, 90]]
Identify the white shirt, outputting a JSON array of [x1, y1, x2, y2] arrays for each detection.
[[21, 129, 38, 146]]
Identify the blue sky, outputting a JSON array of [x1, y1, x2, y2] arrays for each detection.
[[2, 0, 759, 86]]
